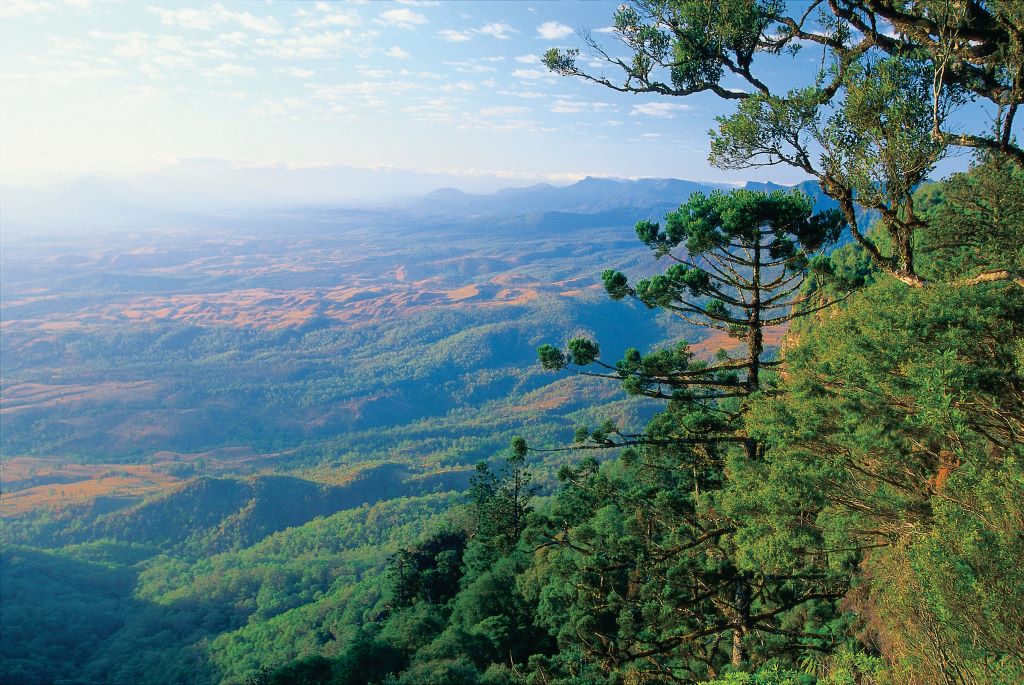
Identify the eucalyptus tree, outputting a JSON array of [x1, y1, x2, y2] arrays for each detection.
[[543, 0, 1024, 287]]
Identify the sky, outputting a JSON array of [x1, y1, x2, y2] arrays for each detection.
[[0, 0, 993, 195]]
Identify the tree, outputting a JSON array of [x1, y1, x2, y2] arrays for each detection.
[[539, 189, 845, 459], [543, 0, 1024, 287], [744, 274, 1024, 683], [529, 190, 850, 680], [388, 531, 467, 609], [917, 152, 1024, 282], [464, 437, 538, 578], [737, 164, 1024, 681]]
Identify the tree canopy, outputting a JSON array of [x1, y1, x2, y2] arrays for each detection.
[[544, 0, 1024, 287]]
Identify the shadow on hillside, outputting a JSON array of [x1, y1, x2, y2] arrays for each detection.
[[0, 546, 221, 685]]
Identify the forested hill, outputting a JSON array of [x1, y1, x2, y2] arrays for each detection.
[[241, 153, 1024, 685], [3, 160, 1020, 685]]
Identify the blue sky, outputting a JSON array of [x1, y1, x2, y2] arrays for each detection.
[[0, 0, 981, 192]]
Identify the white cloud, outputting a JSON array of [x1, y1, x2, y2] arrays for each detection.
[[498, 89, 546, 98], [150, 5, 282, 34], [150, 6, 215, 30], [514, 54, 539, 64], [441, 81, 477, 93], [378, 8, 427, 28], [594, 26, 616, 34], [511, 68, 553, 81], [403, 96, 454, 122], [384, 46, 410, 59], [466, 116, 557, 134], [549, 98, 614, 114], [480, 106, 531, 116], [630, 102, 692, 118], [298, 3, 362, 27], [537, 21, 573, 40], [255, 31, 355, 59], [0, 0, 55, 18], [207, 62, 256, 78], [437, 28, 472, 42], [216, 32, 249, 47], [280, 67, 315, 78], [443, 60, 497, 74], [318, 12, 361, 27], [233, 10, 282, 35], [86, 29, 242, 73], [307, 80, 421, 101], [477, 22, 515, 40]]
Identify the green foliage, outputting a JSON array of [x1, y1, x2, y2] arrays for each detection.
[[918, 154, 1024, 282], [745, 271, 1024, 682], [544, 0, 1024, 285], [529, 190, 851, 681], [6, 104, 1023, 685], [388, 531, 467, 608]]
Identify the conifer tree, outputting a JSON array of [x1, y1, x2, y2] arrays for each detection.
[[530, 190, 850, 680]]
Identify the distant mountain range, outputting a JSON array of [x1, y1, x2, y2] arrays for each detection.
[[408, 177, 730, 216], [1, 172, 873, 235]]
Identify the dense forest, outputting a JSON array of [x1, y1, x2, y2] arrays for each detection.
[[247, 154, 1023, 685], [4, 157, 1020, 685], [2, 1, 1022, 684], [255, 1, 1024, 683]]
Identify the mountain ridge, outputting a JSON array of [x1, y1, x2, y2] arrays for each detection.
[[2, 173, 875, 233]]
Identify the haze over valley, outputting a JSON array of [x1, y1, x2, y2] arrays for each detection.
[[3, 1, 1021, 683]]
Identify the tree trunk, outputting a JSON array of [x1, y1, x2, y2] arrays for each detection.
[[731, 577, 751, 668]]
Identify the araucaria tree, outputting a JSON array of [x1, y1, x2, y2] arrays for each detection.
[[543, 0, 1024, 288], [530, 190, 850, 681]]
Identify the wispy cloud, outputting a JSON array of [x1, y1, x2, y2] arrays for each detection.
[[549, 98, 615, 114], [377, 8, 427, 29], [480, 106, 531, 116], [302, 6, 361, 29], [150, 5, 284, 35], [514, 54, 540, 64], [437, 28, 472, 42], [443, 60, 497, 74], [511, 68, 553, 81], [0, 0, 55, 19], [537, 21, 573, 40], [630, 102, 692, 118], [384, 46, 411, 59], [206, 62, 256, 78], [279, 67, 316, 79], [254, 31, 358, 60], [498, 89, 547, 99], [478, 22, 516, 40], [441, 81, 477, 93]]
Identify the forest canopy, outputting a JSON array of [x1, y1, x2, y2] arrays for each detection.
[[251, 152, 1023, 685], [2, 4, 1022, 685]]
